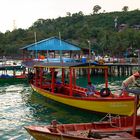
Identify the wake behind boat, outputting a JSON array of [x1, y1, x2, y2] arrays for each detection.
[[26, 61, 139, 116]]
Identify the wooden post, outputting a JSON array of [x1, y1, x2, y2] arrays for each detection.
[[132, 95, 139, 136], [105, 68, 108, 88], [13, 70, 16, 77], [73, 69, 76, 87], [22, 50, 25, 61], [87, 68, 91, 83]]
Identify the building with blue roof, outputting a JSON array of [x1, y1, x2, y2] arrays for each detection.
[[21, 36, 81, 51], [20, 36, 81, 60]]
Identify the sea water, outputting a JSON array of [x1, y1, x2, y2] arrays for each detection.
[[0, 75, 128, 140]]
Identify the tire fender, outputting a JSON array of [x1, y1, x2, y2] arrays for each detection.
[[100, 88, 111, 97]]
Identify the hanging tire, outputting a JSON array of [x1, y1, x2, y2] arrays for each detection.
[[100, 88, 111, 97]]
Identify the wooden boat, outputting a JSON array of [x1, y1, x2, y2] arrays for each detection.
[[27, 61, 139, 116], [25, 115, 140, 140], [0, 74, 26, 83], [0, 65, 27, 83]]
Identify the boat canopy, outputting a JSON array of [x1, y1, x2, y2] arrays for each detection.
[[22, 61, 107, 69]]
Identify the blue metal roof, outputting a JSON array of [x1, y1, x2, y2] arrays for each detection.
[[20, 37, 81, 51]]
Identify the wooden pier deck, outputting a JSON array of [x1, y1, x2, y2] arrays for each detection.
[[105, 63, 140, 76]]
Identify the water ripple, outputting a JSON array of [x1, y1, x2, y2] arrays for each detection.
[[0, 76, 126, 139]]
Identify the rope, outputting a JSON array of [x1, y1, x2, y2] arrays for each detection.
[[99, 113, 121, 128]]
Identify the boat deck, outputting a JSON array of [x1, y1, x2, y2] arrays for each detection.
[[26, 125, 140, 140], [65, 131, 139, 140]]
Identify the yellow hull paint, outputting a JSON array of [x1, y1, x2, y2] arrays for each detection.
[[32, 85, 135, 116]]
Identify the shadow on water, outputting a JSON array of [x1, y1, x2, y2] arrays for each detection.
[[26, 91, 104, 124]]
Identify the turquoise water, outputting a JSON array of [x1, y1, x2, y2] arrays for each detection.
[[0, 75, 126, 140]]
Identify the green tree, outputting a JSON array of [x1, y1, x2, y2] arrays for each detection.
[[66, 12, 71, 17], [0, 10, 140, 58], [122, 6, 129, 12], [93, 5, 101, 14]]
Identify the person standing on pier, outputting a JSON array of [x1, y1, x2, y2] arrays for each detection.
[[120, 70, 140, 96]]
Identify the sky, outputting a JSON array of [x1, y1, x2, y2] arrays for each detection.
[[0, 0, 140, 33]]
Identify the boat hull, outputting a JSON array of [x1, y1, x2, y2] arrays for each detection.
[[26, 130, 138, 140], [31, 84, 136, 116], [25, 116, 140, 140], [0, 77, 26, 83], [26, 129, 84, 140]]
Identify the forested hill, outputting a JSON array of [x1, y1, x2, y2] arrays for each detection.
[[0, 10, 140, 58]]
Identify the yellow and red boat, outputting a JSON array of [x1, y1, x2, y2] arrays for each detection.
[[25, 115, 140, 140], [28, 62, 139, 116]]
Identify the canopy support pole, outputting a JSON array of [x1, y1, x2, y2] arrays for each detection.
[[40, 67, 43, 88], [51, 68, 55, 93], [62, 68, 65, 84], [105, 68, 108, 88], [69, 68, 73, 96]]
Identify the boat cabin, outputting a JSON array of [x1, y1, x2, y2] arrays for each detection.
[[28, 61, 110, 98]]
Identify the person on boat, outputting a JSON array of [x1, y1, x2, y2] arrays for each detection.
[[120, 70, 140, 96], [28, 71, 34, 83], [86, 82, 96, 96]]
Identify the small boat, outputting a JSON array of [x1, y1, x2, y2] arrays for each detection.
[[0, 74, 27, 83], [25, 115, 140, 140], [26, 61, 139, 116], [0, 64, 27, 83]]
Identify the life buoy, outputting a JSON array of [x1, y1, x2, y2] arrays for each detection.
[[100, 88, 111, 97]]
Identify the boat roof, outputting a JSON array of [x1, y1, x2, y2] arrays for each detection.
[[22, 60, 108, 69]]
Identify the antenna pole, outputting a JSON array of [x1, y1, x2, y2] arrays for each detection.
[[59, 32, 62, 62], [34, 32, 38, 59]]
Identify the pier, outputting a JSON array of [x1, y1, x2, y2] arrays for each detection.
[[106, 63, 139, 76], [77, 63, 139, 77]]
